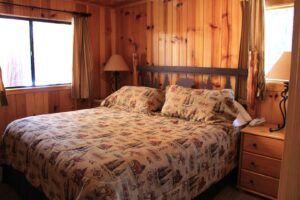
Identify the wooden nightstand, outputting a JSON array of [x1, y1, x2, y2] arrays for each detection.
[[238, 124, 285, 199]]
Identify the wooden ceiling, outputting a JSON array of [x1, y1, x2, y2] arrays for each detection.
[[79, 0, 142, 7]]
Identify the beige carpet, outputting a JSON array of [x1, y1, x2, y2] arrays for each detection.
[[0, 183, 263, 200]]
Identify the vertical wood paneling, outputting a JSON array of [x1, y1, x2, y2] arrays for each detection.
[[171, 0, 179, 84], [146, 1, 153, 66], [185, 0, 196, 82], [195, 0, 204, 87], [114, 0, 242, 90]]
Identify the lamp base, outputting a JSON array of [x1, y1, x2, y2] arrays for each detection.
[[269, 124, 285, 132], [110, 71, 120, 92], [269, 81, 289, 132]]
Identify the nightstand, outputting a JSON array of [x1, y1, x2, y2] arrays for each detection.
[[238, 124, 285, 199]]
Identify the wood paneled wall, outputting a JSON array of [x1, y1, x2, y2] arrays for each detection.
[[0, 0, 113, 135], [114, 0, 242, 89]]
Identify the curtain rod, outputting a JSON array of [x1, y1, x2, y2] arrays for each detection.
[[0, 1, 91, 17]]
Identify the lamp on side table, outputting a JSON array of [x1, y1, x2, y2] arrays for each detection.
[[267, 52, 291, 132], [104, 54, 130, 92]]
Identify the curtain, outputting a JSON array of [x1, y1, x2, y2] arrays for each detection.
[[72, 16, 93, 100], [240, 0, 266, 117], [250, 0, 266, 100], [0, 67, 8, 106], [238, 0, 251, 103]]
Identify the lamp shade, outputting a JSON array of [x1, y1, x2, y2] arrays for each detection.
[[267, 52, 291, 81], [104, 54, 130, 72]]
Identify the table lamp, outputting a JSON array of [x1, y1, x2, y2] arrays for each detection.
[[0, 67, 8, 107], [104, 54, 130, 91], [267, 52, 291, 132]]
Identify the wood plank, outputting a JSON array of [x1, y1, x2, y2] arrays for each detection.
[[146, 0, 153, 65], [171, 0, 180, 84], [186, 0, 196, 82], [25, 93, 35, 116], [15, 94, 27, 119], [211, 0, 222, 89], [202, 0, 213, 87], [195, 0, 204, 87], [34, 92, 45, 115], [179, 0, 187, 76]]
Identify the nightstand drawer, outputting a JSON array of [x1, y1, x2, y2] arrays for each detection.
[[240, 170, 279, 198], [242, 152, 281, 178], [243, 134, 284, 159]]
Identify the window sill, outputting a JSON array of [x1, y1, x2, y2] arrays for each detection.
[[6, 84, 71, 95]]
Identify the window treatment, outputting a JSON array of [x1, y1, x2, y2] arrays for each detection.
[[0, 67, 8, 106], [72, 16, 93, 100], [240, 0, 266, 117]]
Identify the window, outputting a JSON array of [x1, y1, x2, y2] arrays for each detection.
[[0, 16, 73, 88], [265, 7, 294, 75]]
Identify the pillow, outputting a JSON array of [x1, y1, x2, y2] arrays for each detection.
[[101, 86, 165, 113], [161, 85, 238, 122], [233, 100, 252, 127]]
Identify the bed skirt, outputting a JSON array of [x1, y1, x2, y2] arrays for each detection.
[[2, 165, 237, 200]]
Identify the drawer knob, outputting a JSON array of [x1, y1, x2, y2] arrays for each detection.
[[252, 143, 257, 148], [250, 161, 256, 167], [249, 180, 255, 185]]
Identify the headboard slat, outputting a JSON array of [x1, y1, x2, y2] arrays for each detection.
[[225, 76, 232, 89]]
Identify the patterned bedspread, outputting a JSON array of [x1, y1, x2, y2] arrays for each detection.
[[1, 107, 239, 200]]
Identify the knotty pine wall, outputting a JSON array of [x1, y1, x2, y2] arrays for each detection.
[[114, 0, 242, 90], [0, 0, 113, 135]]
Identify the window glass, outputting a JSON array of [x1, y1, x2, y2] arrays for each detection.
[[265, 7, 294, 75], [0, 18, 31, 87], [33, 21, 73, 86]]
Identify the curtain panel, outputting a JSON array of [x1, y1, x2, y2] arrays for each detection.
[[240, 0, 266, 117], [250, 0, 266, 101], [72, 16, 93, 100], [0, 67, 8, 106]]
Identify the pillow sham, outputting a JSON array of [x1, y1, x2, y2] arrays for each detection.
[[101, 86, 165, 113], [161, 85, 238, 122]]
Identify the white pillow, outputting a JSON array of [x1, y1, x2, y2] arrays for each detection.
[[233, 100, 252, 127]]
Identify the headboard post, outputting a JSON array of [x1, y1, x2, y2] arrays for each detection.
[[132, 53, 138, 86]]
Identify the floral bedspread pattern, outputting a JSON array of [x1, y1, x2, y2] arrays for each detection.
[[1, 107, 238, 200]]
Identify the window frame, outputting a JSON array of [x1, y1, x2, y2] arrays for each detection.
[[0, 15, 72, 89]]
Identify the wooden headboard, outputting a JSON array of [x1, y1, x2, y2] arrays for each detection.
[[134, 65, 248, 99]]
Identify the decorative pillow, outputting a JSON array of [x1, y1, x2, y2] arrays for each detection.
[[161, 85, 238, 122], [101, 86, 165, 113]]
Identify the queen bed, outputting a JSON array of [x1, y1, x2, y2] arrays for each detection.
[[1, 66, 249, 200]]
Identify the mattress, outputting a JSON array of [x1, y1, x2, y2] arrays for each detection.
[[1, 107, 239, 200]]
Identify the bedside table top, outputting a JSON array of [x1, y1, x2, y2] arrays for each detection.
[[241, 123, 285, 140]]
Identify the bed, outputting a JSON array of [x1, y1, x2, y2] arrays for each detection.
[[1, 66, 249, 200]]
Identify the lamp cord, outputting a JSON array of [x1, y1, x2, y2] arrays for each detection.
[[269, 82, 289, 132]]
